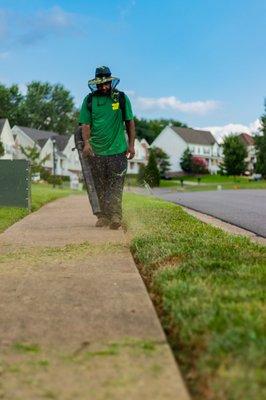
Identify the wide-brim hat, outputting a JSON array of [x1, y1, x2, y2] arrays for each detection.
[[88, 66, 120, 92]]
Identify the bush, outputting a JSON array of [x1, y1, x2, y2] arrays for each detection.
[[144, 151, 160, 187], [61, 175, 70, 182], [40, 168, 52, 181], [0, 140, 4, 157], [222, 135, 247, 175], [47, 175, 63, 186], [180, 148, 193, 173], [137, 164, 145, 184], [152, 147, 171, 177], [191, 156, 208, 174]]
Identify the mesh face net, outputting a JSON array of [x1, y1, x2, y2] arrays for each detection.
[[88, 78, 120, 93]]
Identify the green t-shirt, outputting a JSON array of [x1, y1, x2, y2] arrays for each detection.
[[79, 92, 134, 156]]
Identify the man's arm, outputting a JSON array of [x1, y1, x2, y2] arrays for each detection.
[[81, 124, 93, 156], [125, 119, 135, 159]]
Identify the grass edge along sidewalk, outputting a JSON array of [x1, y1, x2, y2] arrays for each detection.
[[123, 193, 266, 400], [0, 183, 80, 233]]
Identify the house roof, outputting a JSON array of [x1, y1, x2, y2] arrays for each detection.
[[37, 138, 49, 148], [171, 126, 216, 145], [16, 126, 69, 150], [238, 133, 254, 146], [17, 126, 59, 141], [54, 135, 70, 151]]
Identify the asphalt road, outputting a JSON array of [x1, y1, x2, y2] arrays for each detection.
[[154, 189, 266, 238]]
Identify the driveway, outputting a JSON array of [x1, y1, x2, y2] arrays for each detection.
[[153, 189, 266, 238]]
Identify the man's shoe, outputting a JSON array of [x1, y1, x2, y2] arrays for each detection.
[[109, 215, 122, 230], [95, 217, 110, 227]]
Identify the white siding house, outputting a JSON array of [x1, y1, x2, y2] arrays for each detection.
[[127, 138, 149, 174], [63, 135, 82, 179], [0, 119, 16, 160], [39, 137, 68, 176], [9, 123, 149, 179], [152, 125, 221, 174], [12, 126, 70, 175]]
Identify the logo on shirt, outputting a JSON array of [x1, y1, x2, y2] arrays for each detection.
[[112, 102, 119, 110]]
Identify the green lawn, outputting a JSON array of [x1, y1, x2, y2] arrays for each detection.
[[160, 175, 266, 191], [123, 193, 266, 400], [0, 183, 80, 233], [176, 174, 249, 183], [30, 182, 79, 211], [125, 174, 266, 191]]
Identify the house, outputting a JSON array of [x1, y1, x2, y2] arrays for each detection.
[[12, 125, 57, 164], [62, 134, 82, 179], [238, 133, 256, 174], [10, 123, 149, 179], [0, 119, 16, 160], [127, 138, 149, 174], [12, 125, 73, 176], [151, 125, 221, 174]]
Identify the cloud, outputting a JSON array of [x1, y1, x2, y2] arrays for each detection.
[[134, 95, 220, 115], [196, 119, 262, 143], [19, 6, 79, 45], [0, 9, 8, 40], [0, 51, 9, 60], [37, 6, 75, 29], [0, 6, 82, 49], [124, 89, 136, 96], [119, 0, 136, 20]]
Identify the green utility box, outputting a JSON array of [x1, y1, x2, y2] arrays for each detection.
[[0, 160, 31, 209]]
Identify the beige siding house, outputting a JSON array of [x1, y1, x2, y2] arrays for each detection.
[[238, 133, 256, 174], [12, 126, 70, 175], [0, 119, 16, 160]]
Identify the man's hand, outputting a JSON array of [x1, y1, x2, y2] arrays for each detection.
[[125, 120, 135, 160], [126, 145, 135, 160], [83, 143, 93, 157]]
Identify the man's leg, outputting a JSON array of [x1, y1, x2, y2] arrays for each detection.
[[89, 155, 109, 226], [105, 153, 128, 229]]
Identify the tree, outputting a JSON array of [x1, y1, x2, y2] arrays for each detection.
[[0, 84, 24, 126], [19, 81, 77, 134], [152, 147, 171, 177], [0, 81, 78, 134], [143, 150, 160, 187], [255, 101, 266, 178], [191, 156, 208, 174], [222, 135, 247, 175], [180, 148, 193, 173], [20, 145, 50, 175], [134, 117, 187, 144], [0, 140, 4, 157], [137, 164, 145, 184]]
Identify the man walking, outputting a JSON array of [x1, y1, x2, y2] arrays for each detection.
[[79, 66, 135, 229]]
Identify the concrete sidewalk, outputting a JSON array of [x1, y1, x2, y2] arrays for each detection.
[[0, 195, 189, 400]]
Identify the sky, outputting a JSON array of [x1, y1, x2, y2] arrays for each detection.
[[0, 0, 265, 140]]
